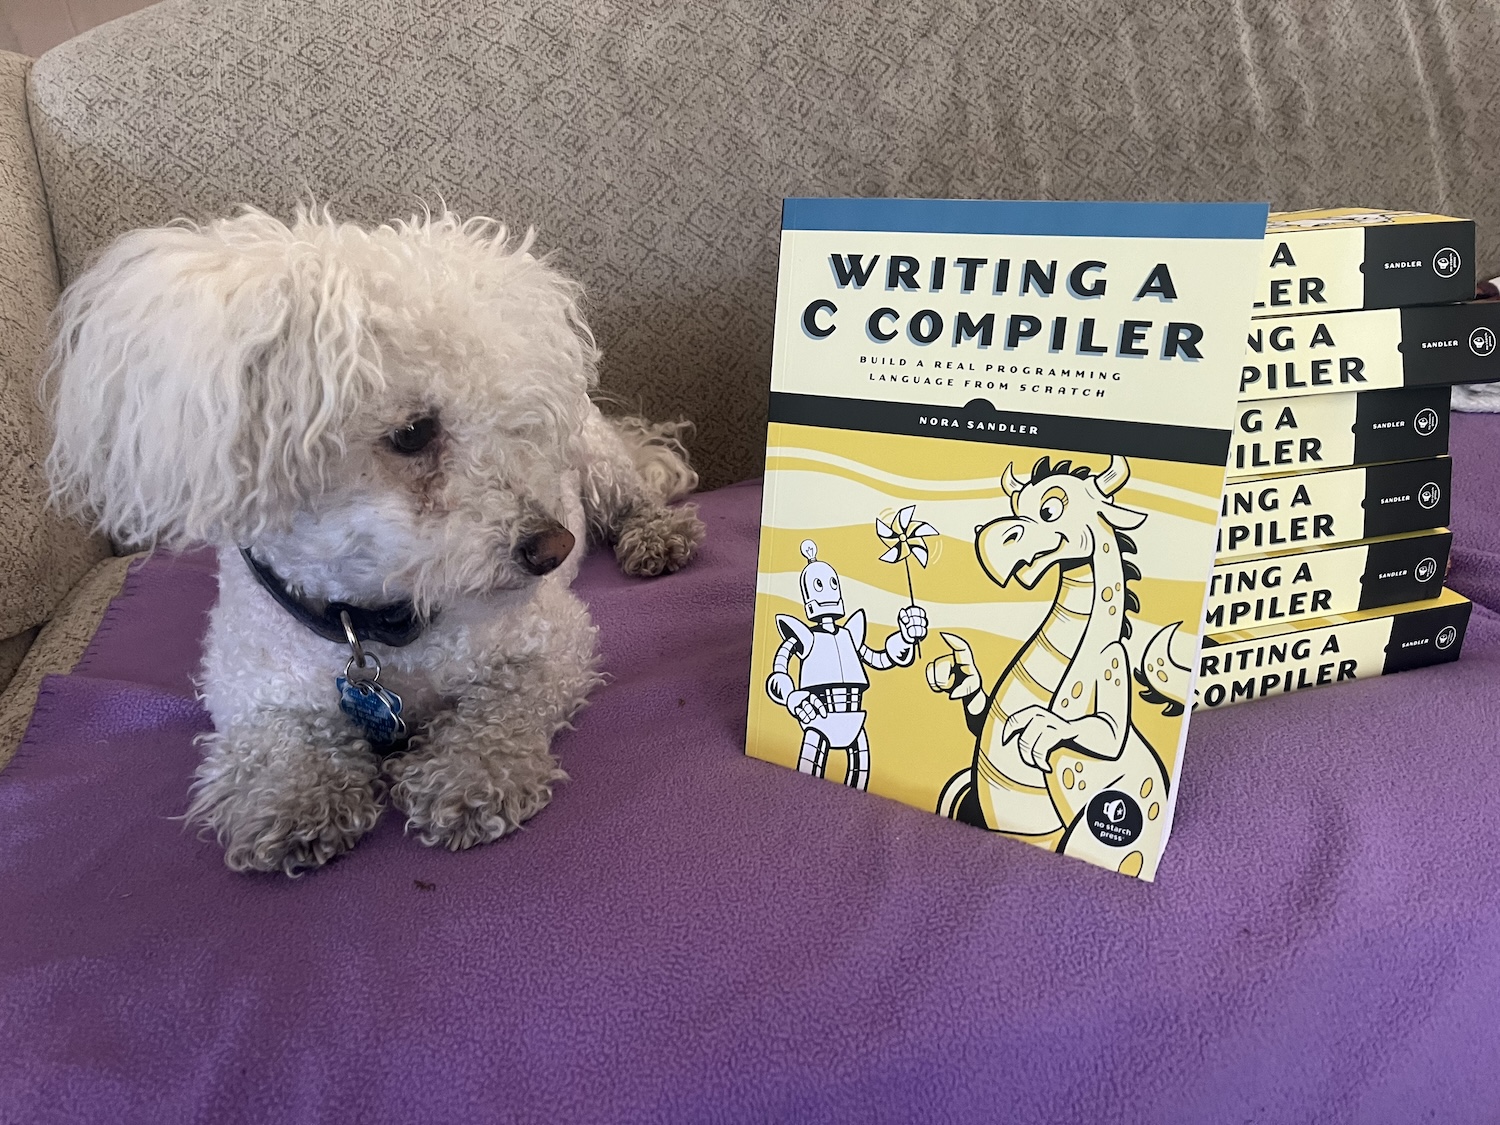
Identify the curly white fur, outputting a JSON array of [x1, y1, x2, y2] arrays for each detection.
[[46, 206, 705, 875]]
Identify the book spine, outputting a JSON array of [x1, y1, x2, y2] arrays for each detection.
[[1227, 386, 1449, 478], [1216, 458, 1451, 560], [1205, 530, 1452, 631], [1195, 592, 1472, 709], [1253, 219, 1475, 316], [1239, 301, 1500, 401], [1362, 222, 1475, 309]]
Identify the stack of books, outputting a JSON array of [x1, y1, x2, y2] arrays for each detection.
[[1197, 209, 1500, 709]]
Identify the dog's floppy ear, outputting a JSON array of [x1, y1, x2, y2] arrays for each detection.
[[44, 210, 381, 549]]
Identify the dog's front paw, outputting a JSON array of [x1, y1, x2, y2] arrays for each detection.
[[387, 743, 566, 851], [614, 503, 704, 577], [220, 786, 384, 875], [189, 740, 384, 876]]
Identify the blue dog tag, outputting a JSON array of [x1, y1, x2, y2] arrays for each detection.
[[337, 676, 407, 745]]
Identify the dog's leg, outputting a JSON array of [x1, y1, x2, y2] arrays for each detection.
[[577, 411, 705, 577], [387, 591, 600, 851], [187, 711, 384, 875], [385, 703, 566, 851]]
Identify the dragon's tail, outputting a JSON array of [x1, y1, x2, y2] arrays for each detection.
[[1134, 621, 1194, 718], [936, 767, 987, 827]]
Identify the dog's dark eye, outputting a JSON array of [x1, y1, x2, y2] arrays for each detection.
[[389, 415, 439, 455]]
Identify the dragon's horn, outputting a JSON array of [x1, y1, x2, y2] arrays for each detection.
[[1096, 455, 1129, 496], [1001, 462, 1025, 496]]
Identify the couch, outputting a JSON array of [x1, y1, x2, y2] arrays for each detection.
[[3, 2, 1500, 1121]]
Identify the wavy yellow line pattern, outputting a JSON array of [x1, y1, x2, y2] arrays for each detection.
[[765, 455, 1011, 502]]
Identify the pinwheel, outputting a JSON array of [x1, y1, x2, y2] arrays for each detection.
[[876, 505, 938, 609]]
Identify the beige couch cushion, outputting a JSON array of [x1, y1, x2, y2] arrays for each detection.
[[0, 553, 134, 770], [25, 1, 1500, 489], [0, 626, 37, 687], [0, 48, 109, 687], [0, 0, 157, 59]]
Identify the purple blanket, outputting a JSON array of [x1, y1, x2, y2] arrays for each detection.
[[3, 415, 1499, 1125]]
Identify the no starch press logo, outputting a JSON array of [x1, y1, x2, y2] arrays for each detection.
[[1085, 790, 1143, 848], [1418, 481, 1443, 510], [1433, 247, 1462, 278], [1436, 625, 1458, 650], [1414, 408, 1440, 436], [1415, 556, 1439, 584], [1469, 326, 1496, 357]]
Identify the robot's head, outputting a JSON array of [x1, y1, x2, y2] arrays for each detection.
[[798, 540, 845, 619]]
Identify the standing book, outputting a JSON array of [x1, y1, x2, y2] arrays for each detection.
[[745, 198, 1268, 880]]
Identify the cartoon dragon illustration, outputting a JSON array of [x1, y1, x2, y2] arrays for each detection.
[[924, 454, 1190, 876]]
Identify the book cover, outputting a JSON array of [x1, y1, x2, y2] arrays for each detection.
[[746, 198, 1268, 881], [1217, 457, 1451, 559], [1240, 301, 1500, 400], [1196, 587, 1471, 709], [1205, 529, 1451, 631], [1227, 386, 1448, 478], [1255, 208, 1474, 317]]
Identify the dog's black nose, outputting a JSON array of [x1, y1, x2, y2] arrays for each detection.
[[515, 524, 576, 576]]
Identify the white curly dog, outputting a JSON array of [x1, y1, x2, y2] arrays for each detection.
[[45, 207, 703, 875]]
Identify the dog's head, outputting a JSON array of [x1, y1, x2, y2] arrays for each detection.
[[46, 207, 597, 611]]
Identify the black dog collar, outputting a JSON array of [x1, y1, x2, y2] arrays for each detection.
[[240, 548, 430, 648]]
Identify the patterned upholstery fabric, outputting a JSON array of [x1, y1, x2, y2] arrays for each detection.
[[24, 0, 1500, 489], [0, 50, 108, 672]]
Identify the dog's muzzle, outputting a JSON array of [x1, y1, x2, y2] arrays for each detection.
[[515, 523, 576, 576]]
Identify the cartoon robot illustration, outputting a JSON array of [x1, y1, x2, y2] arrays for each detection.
[[766, 540, 928, 790], [924, 455, 1191, 877]]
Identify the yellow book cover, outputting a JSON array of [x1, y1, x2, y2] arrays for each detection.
[[746, 198, 1268, 881]]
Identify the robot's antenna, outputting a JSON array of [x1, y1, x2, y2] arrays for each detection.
[[800, 540, 818, 562]]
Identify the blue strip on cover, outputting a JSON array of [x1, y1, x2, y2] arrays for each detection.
[[781, 198, 1269, 240]]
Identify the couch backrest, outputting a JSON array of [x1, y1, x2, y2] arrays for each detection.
[[0, 50, 109, 685], [26, 0, 1500, 489]]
